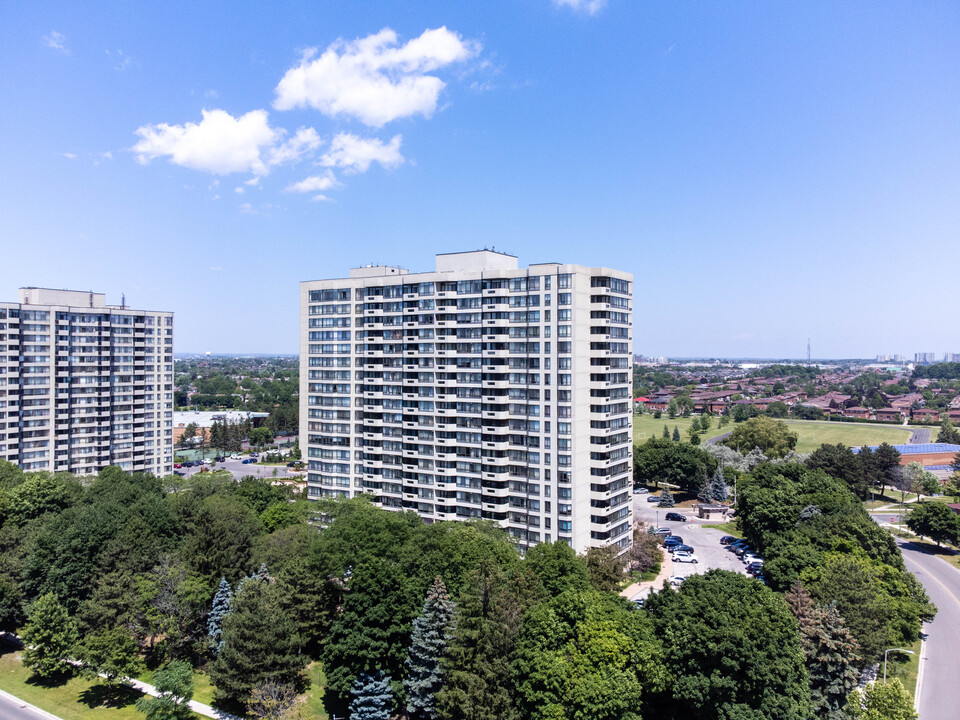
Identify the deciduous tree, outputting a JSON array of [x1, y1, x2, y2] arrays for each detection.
[[22, 593, 78, 679], [907, 501, 960, 547], [136, 660, 194, 720], [722, 416, 798, 458]]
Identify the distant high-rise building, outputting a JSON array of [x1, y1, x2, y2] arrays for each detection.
[[945, 353, 960, 363], [0, 288, 174, 474], [300, 250, 634, 553], [915, 352, 936, 364]]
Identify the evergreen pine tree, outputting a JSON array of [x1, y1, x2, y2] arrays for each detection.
[[806, 603, 861, 720], [672, 426, 681, 442], [209, 578, 307, 711], [662, 425, 669, 439], [709, 465, 728, 502], [207, 577, 233, 654], [349, 671, 394, 720], [786, 583, 860, 720], [657, 488, 675, 508], [404, 576, 455, 720], [691, 417, 702, 432], [21, 593, 78, 679], [697, 479, 712, 503]]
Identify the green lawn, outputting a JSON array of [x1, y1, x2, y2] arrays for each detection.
[[633, 415, 911, 454], [703, 522, 741, 538], [884, 637, 923, 700], [138, 667, 215, 707], [0, 648, 205, 720]]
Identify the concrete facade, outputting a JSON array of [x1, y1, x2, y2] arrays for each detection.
[[300, 251, 634, 553], [0, 288, 174, 475]]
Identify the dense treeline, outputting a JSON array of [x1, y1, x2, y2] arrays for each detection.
[[736, 462, 935, 664], [0, 452, 929, 720]]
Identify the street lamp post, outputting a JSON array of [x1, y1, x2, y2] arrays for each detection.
[[883, 647, 915, 683]]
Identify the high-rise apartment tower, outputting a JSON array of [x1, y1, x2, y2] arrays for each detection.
[[0, 288, 175, 475], [300, 251, 633, 553]]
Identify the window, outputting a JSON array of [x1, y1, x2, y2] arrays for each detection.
[[558, 293, 571, 305], [558, 274, 572, 289], [558, 520, 572, 533]]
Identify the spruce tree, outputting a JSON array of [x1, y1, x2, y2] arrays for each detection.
[[22, 593, 78, 679], [207, 577, 233, 654], [662, 425, 669, 439], [709, 465, 728, 502], [404, 576, 455, 720], [806, 603, 861, 720], [657, 488, 675, 508], [209, 578, 307, 711], [787, 583, 860, 720], [697, 479, 712, 503], [672, 426, 681, 442], [349, 671, 393, 720]]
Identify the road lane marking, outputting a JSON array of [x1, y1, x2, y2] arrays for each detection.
[[914, 634, 926, 713], [902, 553, 960, 609]]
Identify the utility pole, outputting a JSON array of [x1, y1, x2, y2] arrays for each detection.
[[807, 338, 811, 363]]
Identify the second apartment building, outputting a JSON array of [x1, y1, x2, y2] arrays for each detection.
[[300, 250, 633, 553], [0, 288, 174, 476]]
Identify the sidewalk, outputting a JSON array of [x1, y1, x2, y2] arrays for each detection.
[[620, 549, 674, 599], [125, 677, 240, 720]]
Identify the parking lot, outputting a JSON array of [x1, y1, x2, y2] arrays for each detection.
[[176, 455, 306, 482], [632, 493, 752, 587]]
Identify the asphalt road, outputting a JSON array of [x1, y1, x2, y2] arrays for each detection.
[[909, 426, 933, 444], [872, 513, 960, 720], [0, 691, 59, 720], [633, 495, 751, 583]]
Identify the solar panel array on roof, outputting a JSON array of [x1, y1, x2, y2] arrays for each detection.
[[852, 443, 960, 454]]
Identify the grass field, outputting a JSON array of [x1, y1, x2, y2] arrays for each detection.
[[703, 522, 741, 538], [633, 414, 912, 453], [884, 637, 923, 700], [0, 648, 186, 720]]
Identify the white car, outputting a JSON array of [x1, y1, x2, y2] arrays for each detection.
[[667, 574, 687, 586], [230, 454, 241, 460], [672, 552, 699, 564], [742, 553, 763, 565], [633, 487, 649, 494]]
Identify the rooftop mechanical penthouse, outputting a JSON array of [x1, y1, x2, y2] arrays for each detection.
[[300, 251, 633, 553]]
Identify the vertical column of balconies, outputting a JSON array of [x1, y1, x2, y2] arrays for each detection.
[[587, 276, 633, 549]]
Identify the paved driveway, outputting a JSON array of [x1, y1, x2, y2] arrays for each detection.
[[633, 495, 751, 584]]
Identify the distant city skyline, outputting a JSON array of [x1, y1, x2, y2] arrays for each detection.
[[3, 2, 958, 357]]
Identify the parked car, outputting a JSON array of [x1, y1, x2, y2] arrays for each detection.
[[173, 471, 185, 477], [664, 512, 688, 522], [667, 574, 687, 586], [746, 562, 765, 576], [669, 544, 694, 554], [646, 495, 660, 503], [230, 454, 241, 460], [215, 456, 226, 462], [653, 527, 671, 535], [241, 458, 255, 464], [672, 552, 699, 564], [250, 453, 259, 458], [287, 461, 304, 468], [742, 553, 763, 565], [720, 535, 738, 545], [664, 535, 684, 546], [633, 487, 649, 494], [733, 545, 752, 558], [174, 463, 183, 469]]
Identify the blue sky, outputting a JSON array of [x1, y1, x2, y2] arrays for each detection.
[[2, 1, 958, 358]]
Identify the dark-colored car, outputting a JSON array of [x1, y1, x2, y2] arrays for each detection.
[[664, 534, 684, 545], [746, 561, 764, 576], [733, 545, 752, 558], [215, 456, 226, 462], [646, 495, 660, 503], [241, 458, 255, 464], [720, 535, 738, 545], [173, 471, 185, 477], [669, 544, 694, 554], [664, 512, 687, 522]]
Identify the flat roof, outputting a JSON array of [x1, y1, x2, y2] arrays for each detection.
[[852, 443, 960, 454]]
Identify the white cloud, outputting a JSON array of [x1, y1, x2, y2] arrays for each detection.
[[106, 49, 132, 71], [319, 133, 403, 174], [43, 31, 69, 54], [267, 126, 323, 166], [132, 109, 321, 176], [101, 151, 113, 160], [205, 89, 219, 99], [59, 152, 78, 159], [244, 177, 261, 187], [234, 186, 245, 194], [553, 0, 606, 15], [273, 27, 479, 127], [285, 170, 339, 201], [133, 109, 278, 175]]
